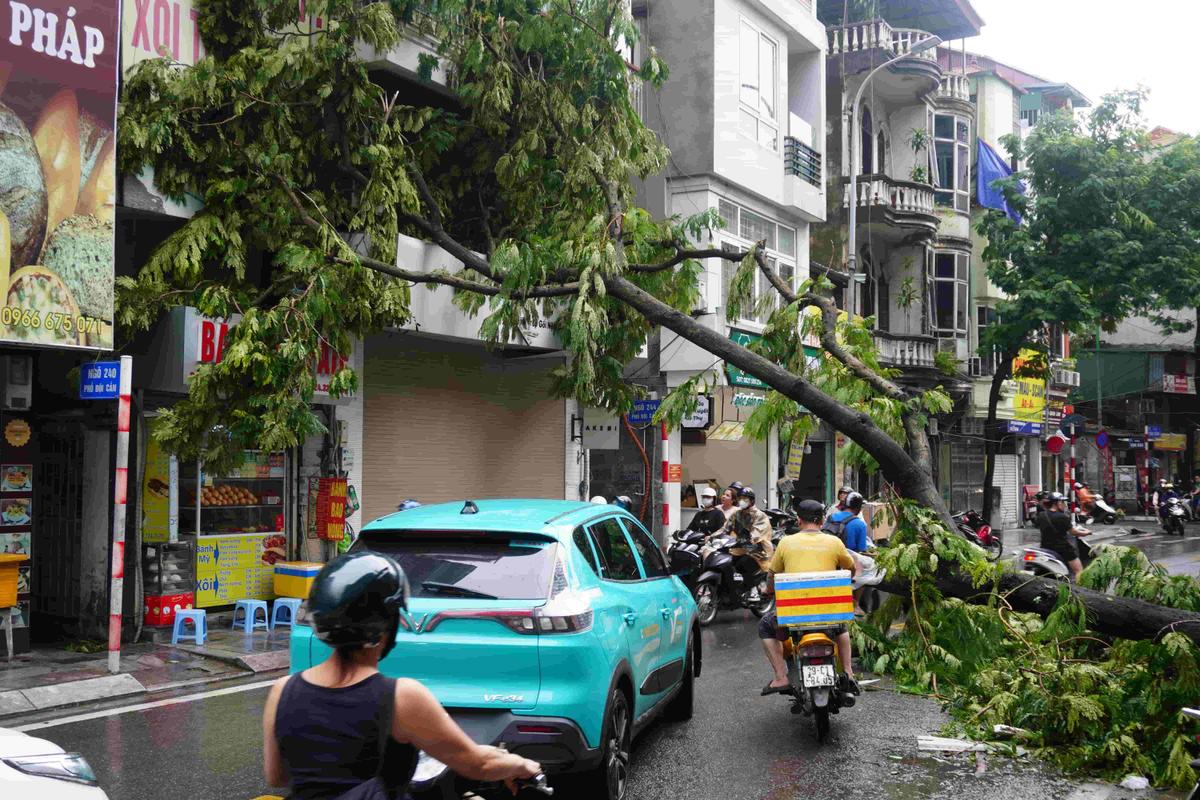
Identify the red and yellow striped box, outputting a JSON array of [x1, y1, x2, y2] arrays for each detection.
[[775, 570, 854, 627]]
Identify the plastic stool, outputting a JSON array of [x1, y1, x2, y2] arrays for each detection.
[[172, 609, 207, 645], [232, 599, 270, 633], [271, 598, 302, 631]]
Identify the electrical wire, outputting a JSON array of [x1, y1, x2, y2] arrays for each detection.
[[623, 413, 652, 522]]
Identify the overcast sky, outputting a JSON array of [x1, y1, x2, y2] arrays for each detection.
[[963, 0, 1197, 134]]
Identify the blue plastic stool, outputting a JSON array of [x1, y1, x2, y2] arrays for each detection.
[[232, 599, 270, 633], [172, 609, 207, 645], [271, 598, 303, 630]]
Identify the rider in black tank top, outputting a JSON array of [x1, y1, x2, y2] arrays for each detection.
[[274, 672, 416, 799]]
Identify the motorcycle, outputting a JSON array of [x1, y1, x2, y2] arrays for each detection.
[[763, 508, 799, 547], [1020, 534, 1094, 580], [952, 509, 1003, 561], [669, 529, 773, 625], [774, 625, 856, 743], [1086, 496, 1118, 525], [1185, 707, 1200, 800], [411, 751, 553, 800], [1162, 496, 1188, 536]]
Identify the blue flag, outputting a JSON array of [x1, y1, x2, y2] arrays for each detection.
[[977, 139, 1023, 223]]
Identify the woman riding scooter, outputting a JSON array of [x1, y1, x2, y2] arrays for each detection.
[[262, 552, 540, 799]]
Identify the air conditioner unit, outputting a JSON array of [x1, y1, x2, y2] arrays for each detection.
[[0, 355, 32, 410], [968, 356, 982, 377]]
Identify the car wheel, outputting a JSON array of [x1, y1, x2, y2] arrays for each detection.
[[695, 582, 718, 626], [665, 638, 695, 722], [582, 688, 632, 800]]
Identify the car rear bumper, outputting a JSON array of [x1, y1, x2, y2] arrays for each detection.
[[446, 708, 602, 773]]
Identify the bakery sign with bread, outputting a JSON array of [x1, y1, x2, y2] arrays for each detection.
[[0, 0, 118, 350]]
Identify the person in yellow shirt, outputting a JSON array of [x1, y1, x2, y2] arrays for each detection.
[[759, 498, 859, 696]]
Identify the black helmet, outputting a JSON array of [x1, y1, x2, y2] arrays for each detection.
[[1047, 491, 1066, 504], [844, 491, 865, 511], [794, 498, 825, 523], [737, 486, 756, 503], [613, 495, 633, 511], [309, 552, 409, 658], [1034, 490, 1047, 501], [838, 485, 853, 496], [728, 481, 745, 494]]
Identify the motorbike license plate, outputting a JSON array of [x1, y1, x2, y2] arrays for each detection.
[[802, 664, 836, 687]]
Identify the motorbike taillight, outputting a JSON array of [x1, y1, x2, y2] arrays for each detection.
[[1022, 551, 1037, 562], [799, 644, 835, 658]]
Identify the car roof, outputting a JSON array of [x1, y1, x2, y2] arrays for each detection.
[[361, 498, 629, 539]]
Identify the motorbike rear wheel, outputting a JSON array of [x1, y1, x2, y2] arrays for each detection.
[[814, 707, 830, 743], [695, 582, 719, 626], [984, 538, 1003, 561]]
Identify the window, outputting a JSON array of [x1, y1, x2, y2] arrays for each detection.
[[573, 527, 601, 576], [877, 277, 890, 332], [621, 519, 667, 578], [860, 108, 874, 173], [876, 129, 887, 174], [934, 113, 970, 212], [739, 19, 778, 151], [933, 252, 969, 335], [977, 306, 999, 375], [588, 518, 642, 581], [356, 533, 558, 600], [717, 199, 798, 328]]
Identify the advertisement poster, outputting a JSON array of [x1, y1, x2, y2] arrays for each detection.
[[1, 464, 31, 491], [1012, 349, 1047, 423], [2, 530, 29, 554], [0, 1, 119, 349], [0, 497, 31, 525], [142, 420, 172, 543], [194, 532, 281, 607]]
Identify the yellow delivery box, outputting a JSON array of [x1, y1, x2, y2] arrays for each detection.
[[273, 562, 324, 599], [774, 570, 854, 627]]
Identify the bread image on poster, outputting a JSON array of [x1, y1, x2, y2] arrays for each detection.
[[0, 1, 119, 350]]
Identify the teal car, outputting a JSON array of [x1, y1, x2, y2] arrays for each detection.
[[289, 499, 700, 800]]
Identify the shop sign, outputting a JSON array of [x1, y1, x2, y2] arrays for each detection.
[[726, 329, 768, 389], [1117, 436, 1146, 450], [313, 341, 349, 398], [1007, 420, 1042, 437], [681, 395, 711, 430], [786, 438, 806, 480], [307, 477, 347, 541], [79, 361, 121, 399], [582, 407, 619, 450], [1146, 425, 1162, 441], [1163, 374, 1195, 394], [732, 392, 765, 408], [667, 464, 682, 483], [0, 0, 119, 350], [194, 532, 278, 606], [1154, 433, 1186, 451], [142, 417, 173, 544], [627, 399, 660, 425], [1013, 349, 1046, 424]]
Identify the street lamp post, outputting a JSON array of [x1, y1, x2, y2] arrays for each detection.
[[846, 35, 941, 319]]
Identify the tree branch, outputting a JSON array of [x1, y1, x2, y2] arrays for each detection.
[[630, 246, 749, 273]]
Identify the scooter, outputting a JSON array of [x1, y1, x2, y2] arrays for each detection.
[[1184, 708, 1200, 800], [952, 509, 1003, 561], [1086, 497, 1118, 525], [1162, 497, 1188, 536], [777, 626, 856, 743], [694, 532, 774, 625], [1020, 533, 1094, 580], [763, 508, 799, 546], [411, 751, 553, 799]]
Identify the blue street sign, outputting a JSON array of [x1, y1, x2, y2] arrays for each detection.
[[1007, 420, 1043, 437], [79, 361, 121, 400], [1096, 430, 1109, 449], [1146, 425, 1162, 441], [627, 399, 661, 425]]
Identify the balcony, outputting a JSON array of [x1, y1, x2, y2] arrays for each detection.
[[935, 73, 972, 112], [827, 20, 942, 99], [875, 332, 937, 369], [783, 136, 825, 222], [842, 174, 938, 238]]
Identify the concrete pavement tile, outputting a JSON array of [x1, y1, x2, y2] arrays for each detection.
[[21, 673, 145, 710], [0, 689, 33, 715]]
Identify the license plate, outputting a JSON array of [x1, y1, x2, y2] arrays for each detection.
[[802, 664, 835, 687]]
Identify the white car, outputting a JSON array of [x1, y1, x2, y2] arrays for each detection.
[[0, 727, 108, 799]]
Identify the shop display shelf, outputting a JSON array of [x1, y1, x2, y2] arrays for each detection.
[[194, 504, 280, 509]]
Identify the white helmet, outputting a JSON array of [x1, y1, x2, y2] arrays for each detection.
[[590, 495, 608, 505], [698, 486, 717, 499]]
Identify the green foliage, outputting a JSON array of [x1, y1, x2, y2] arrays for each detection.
[[933, 350, 957, 376], [856, 502, 1200, 788]]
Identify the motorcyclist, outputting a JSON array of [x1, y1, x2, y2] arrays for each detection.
[[612, 495, 634, 512], [589, 495, 608, 505], [721, 486, 775, 573], [822, 492, 870, 554], [1074, 482, 1096, 524], [1040, 492, 1090, 581], [717, 486, 738, 521], [833, 485, 853, 512], [1157, 483, 1180, 522], [758, 499, 859, 696], [262, 552, 540, 798], [686, 485, 727, 535]]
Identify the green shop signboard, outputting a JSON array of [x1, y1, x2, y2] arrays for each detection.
[[724, 328, 820, 391]]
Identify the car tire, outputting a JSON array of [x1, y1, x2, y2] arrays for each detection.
[[664, 638, 695, 722], [580, 688, 632, 800]]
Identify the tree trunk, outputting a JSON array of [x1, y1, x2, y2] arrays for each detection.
[[605, 275, 955, 527], [981, 353, 1015, 523], [880, 567, 1200, 646], [903, 413, 935, 476]]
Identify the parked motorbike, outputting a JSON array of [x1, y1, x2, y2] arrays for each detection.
[[763, 508, 799, 547], [952, 509, 1003, 561], [411, 750, 554, 799], [1162, 496, 1188, 536], [774, 626, 856, 743], [668, 529, 773, 625], [1086, 496, 1118, 525], [1184, 707, 1200, 800]]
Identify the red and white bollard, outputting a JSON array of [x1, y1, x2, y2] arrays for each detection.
[[661, 422, 669, 528], [109, 355, 133, 674]]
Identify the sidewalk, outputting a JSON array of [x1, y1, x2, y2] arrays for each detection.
[[0, 615, 291, 722]]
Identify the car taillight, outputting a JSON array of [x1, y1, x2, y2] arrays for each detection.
[[424, 592, 594, 636], [799, 644, 834, 658]]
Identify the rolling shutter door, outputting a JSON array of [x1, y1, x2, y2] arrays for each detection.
[[362, 338, 565, 524], [994, 454, 1019, 529]]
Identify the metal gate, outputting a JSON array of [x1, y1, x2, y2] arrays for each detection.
[[34, 423, 85, 627]]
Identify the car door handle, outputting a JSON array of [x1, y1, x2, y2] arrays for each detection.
[[660, 607, 672, 619], [622, 612, 637, 627]]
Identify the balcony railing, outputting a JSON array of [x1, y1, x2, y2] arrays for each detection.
[[784, 137, 822, 188], [843, 174, 936, 217], [827, 20, 939, 64], [937, 73, 970, 103], [875, 332, 936, 368]]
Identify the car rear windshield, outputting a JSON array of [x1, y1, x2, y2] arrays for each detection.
[[356, 531, 558, 600]]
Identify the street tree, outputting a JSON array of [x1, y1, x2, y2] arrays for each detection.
[[976, 90, 1170, 518]]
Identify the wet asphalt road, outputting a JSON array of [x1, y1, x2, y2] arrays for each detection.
[[23, 528, 1200, 800]]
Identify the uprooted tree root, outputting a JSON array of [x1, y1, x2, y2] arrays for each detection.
[[852, 502, 1200, 789]]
